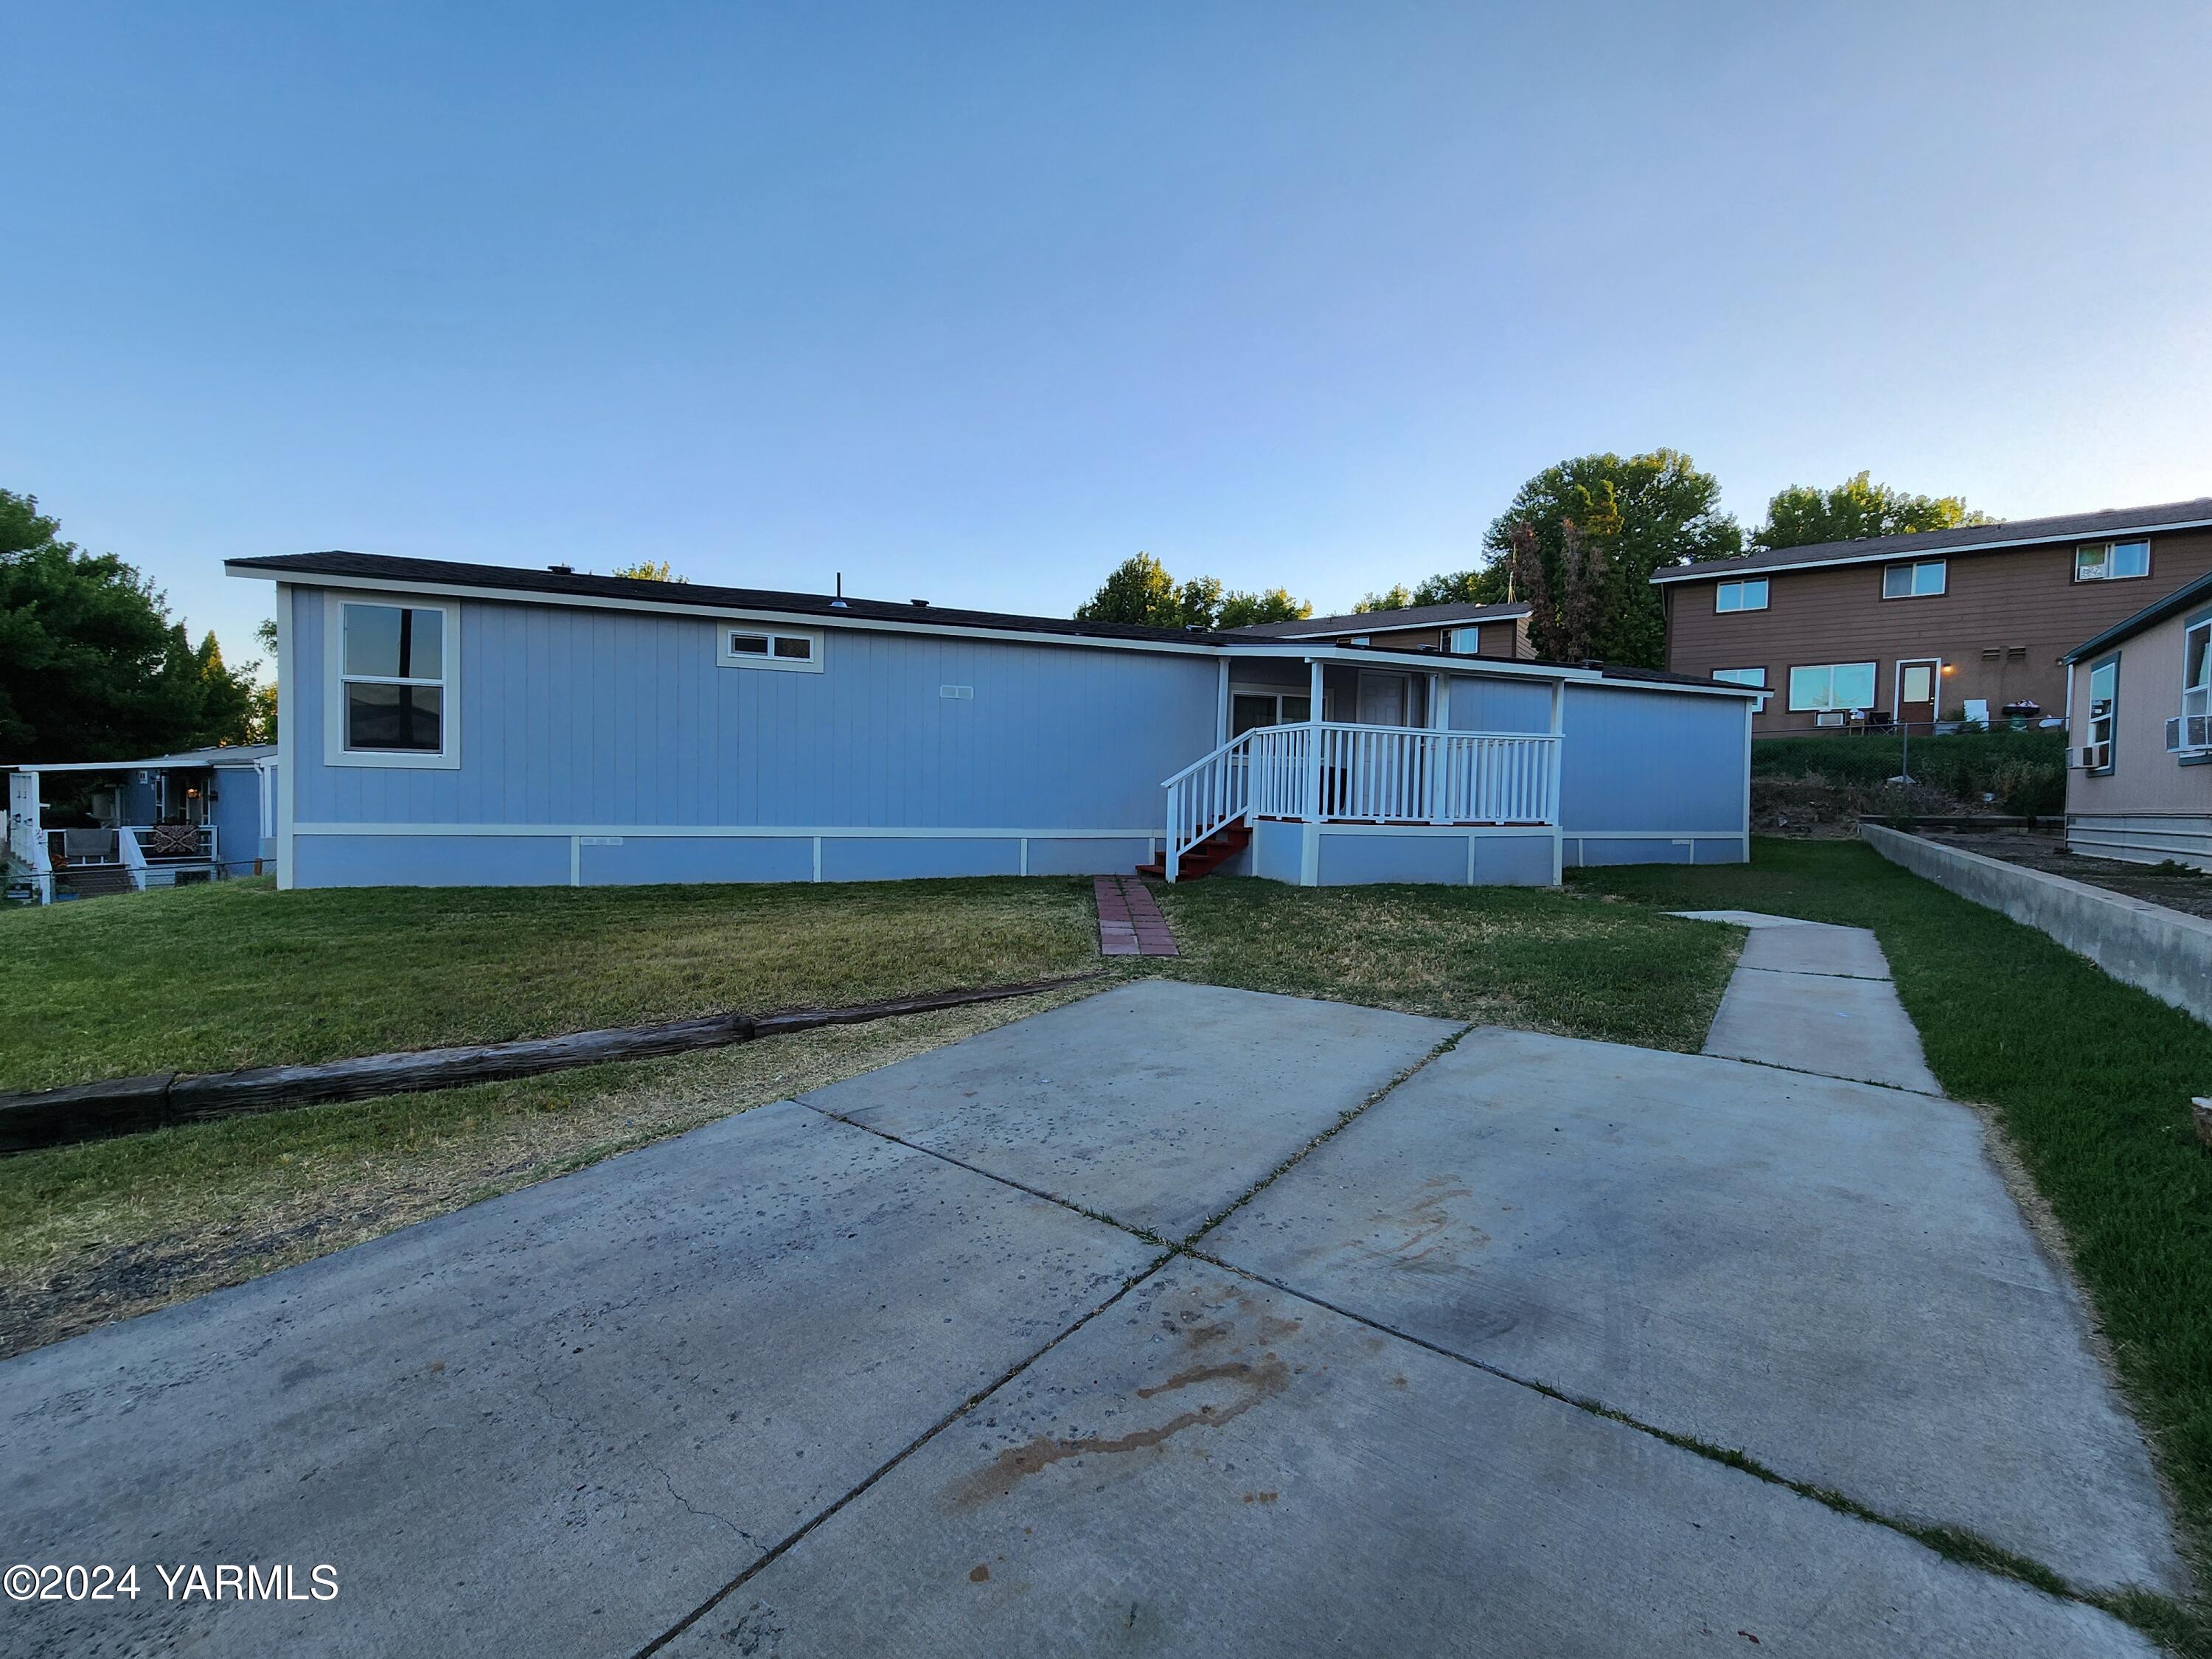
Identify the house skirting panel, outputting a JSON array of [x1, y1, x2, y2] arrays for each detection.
[[1561, 832, 1748, 869], [2065, 815, 2212, 872], [295, 834, 572, 888], [287, 824, 1161, 888]]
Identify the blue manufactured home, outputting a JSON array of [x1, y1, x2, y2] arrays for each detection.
[[223, 553, 1761, 891]]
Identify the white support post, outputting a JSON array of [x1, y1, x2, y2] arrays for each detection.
[[1306, 659, 1326, 822], [275, 584, 296, 891], [1740, 698, 1754, 863], [1216, 658, 1231, 747], [1547, 678, 1566, 884]]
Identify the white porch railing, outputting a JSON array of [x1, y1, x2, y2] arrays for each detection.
[[1162, 721, 1560, 881]]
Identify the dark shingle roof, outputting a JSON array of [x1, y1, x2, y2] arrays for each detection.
[[2064, 569, 2212, 663], [1225, 599, 1530, 639], [1650, 497, 2212, 585], [225, 552, 1756, 696], [224, 552, 1236, 647]]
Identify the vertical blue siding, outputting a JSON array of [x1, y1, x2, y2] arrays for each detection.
[[209, 767, 268, 874], [1443, 675, 1553, 734], [292, 590, 1219, 832], [1557, 685, 1747, 835]]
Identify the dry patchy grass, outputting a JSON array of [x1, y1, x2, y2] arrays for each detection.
[[0, 984, 1104, 1357]]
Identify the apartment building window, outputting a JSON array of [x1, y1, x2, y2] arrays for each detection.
[[1787, 661, 1876, 713], [1881, 560, 1947, 599], [1712, 667, 1766, 687], [1715, 577, 1768, 613], [2076, 540, 2150, 582]]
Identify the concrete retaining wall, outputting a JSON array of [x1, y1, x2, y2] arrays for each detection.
[[1860, 821, 2212, 1026]]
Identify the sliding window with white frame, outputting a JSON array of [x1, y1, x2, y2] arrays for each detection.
[[2180, 617, 2211, 756]]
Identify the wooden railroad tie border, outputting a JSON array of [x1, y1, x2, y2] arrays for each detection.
[[0, 973, 1106, 1158]]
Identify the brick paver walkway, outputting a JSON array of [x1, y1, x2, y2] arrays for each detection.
[[1093, 875, 1179, 958]]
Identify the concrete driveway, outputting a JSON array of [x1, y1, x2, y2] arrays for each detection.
[[2, 981, 2182, 1656]]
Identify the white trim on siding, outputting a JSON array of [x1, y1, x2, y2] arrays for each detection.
[[276, 586, 296, 889], [291, 822, 1163, 838]]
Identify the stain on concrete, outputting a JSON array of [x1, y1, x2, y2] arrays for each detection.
[[946, 1284, 1298, 1512], [1358, 1175, 1486, 1273]]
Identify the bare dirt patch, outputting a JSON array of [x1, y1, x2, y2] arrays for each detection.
[[1923, 830, 2212, 921]]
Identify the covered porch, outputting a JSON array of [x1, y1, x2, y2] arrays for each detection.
[[4, 747, 277, 905], [1157, 653, 1565, 886]]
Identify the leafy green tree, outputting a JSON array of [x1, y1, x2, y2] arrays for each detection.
[[1077, 552, 1183, 626], [1484, 450, 1740, 667], [0, 488, 260, 761], [1077, 553, 1309, 630], [1756, 472, 1995, 551], [611, 558, 686, 582], [1215, 588, 1310, 629], [1353, 584, 1414, 613], [248, 618, 279, 742], [1354, 566, 1513, 613]]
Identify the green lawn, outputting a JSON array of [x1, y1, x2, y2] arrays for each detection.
[[0, 875, 1101, 1092], [1576, 837, 2212, 1605], [1159, 877, 1735, 1051], [0, 869, 1741, 1093]]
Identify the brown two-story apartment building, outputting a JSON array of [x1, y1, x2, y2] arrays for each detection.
[[1227, 599, 1532, 658], [1655, 498, 2212, 734]]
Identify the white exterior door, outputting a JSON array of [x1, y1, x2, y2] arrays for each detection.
[[1357, 671, 1411, 726]]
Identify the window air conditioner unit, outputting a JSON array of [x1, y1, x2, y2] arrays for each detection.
[[1815, 711, 1846, 727], [2070, 742, 2110, 771], [2169, 718, 2183, 753]]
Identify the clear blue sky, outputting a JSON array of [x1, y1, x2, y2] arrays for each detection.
[[4, 2, 2208, 672]]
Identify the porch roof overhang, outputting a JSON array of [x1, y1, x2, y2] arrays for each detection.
[[1, 746, 276, 776]]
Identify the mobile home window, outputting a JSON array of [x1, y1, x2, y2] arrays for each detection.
[[1881, 560, 1947, 599], [2182, 621, 2211, 748], [2084, 658, 2118, 773], [717, 625, 824, 672], [1787, 661, 1876, 712], [338, 602, 451, 757], [1230, 690, 1311, 736], [1712, 667, 1766, 687], [2076, 540, 2150, 582], [1449, 626, 1483, 653], [1715, 578, 1768, 613]]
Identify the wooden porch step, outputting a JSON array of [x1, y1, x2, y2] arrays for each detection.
[[1135, 822, 1249, 881]]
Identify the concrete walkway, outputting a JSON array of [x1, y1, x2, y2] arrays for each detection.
[[1, 982, 2178, 1657], [1683, 911, 1945, 1094]]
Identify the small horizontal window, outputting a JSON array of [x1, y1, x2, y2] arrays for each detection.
[[1882, 560, 1947, 599], [2076, 540, 2151, 582], [1712, 667, 1766, 687], [718, 625, 824, 672], [1716, 577, 1768, 613]]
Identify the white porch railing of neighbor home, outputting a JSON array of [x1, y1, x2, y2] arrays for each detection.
[[1162, 721, 1561, 881]]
